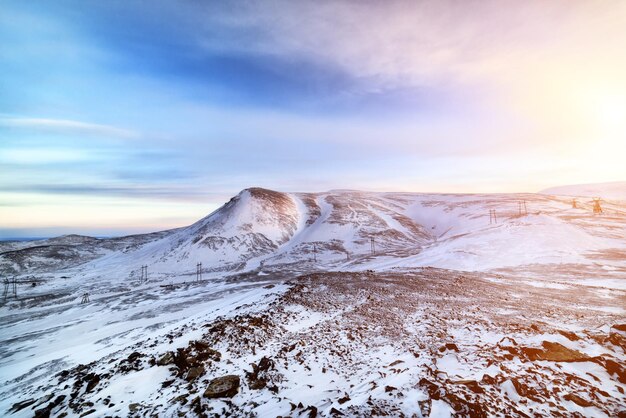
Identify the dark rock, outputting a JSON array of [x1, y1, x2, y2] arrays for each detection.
[[84, 373, 100, 393], [171, 395, 189, 405], [34, 395, 66, 418], [9, 398, 36, 413], [157, 352, 174, 366], [455, 379, 484, 394], [439, 343, 459, 352], [190, 396, 204, 416], [303, 405, 318, 418], [173, 349, 190, 374], [523, 341, 589, 362], [563, 393, 592, 407], [557, 330, 580, 341], [197, 348, 221, 362], [338, 394, 351, 404], [186, 366, 205, 381], [329, 407, 344, 416], [246, 356, 275, 390], [128, 403, 141, 412], [481, 374, 497, 385], [419, 378, 441, 400], [418, 399, 432, 417], [604, 359, 626, 384], [608, 332, 626, 351], [161, 379, 175, 388], [203, 375, 240, 398]]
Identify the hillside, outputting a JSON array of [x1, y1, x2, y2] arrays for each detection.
[[2, 187, 625, 279], [1, 187, 625, 417]]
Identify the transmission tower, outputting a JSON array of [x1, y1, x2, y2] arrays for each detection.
[[138, 265, 148, 283], [196, 262, 202, 282], [370, 237, 376, 255], [518, 200, 528, 216], [592, 198, 603, 215], [489, 209, 497, 224], [3, 277, 17, 301]]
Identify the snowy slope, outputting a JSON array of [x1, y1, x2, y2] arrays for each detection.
[[3, 187, 625, 279], [540, 181, 626, 201], [1, 187, 625, 417]]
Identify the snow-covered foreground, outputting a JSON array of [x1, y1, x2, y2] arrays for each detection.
[[1, 269, 624, 417], [0, 186, 625, 417]]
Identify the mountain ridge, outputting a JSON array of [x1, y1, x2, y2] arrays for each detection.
[[2, 186, 625, 278]]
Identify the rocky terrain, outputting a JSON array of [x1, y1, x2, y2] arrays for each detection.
[[3, 270, 625, 417], [1, 185, 625, 417]]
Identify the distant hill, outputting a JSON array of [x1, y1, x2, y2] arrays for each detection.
[[3, 187, 626, 276], [539, 181, 626, 201]]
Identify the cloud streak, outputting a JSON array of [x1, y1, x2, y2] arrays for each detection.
[[0, 117, 139, 139]]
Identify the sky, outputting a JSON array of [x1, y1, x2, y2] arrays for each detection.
[[1, 0, 625, 238]]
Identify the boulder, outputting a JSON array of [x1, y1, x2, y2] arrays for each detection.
[[203, 375, 240, 399], [185, 366, 205, 381], [157, 352, 174, 366], [523, 341, 588, 362], [564, 393, 593, 407]]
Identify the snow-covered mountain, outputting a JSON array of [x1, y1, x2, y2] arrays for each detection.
[[540, 181, 626, 201], [2, 187, 625, 417], [2, 187, 625, 278]]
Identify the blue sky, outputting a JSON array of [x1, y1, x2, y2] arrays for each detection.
[[1, 0, 625, 237]]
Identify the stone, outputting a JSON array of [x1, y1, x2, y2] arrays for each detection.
[[185, 365, 205, 381], [84, 373, 100, 393], [34, 395, 66, 418], [9, 398, 36, 413], [523, 341, 588, 362], [203, 375, 240, 398], [604, 359, 626, 384], [455, 379, 484, 394], [157, 352, 174, 366], [564, 393, 592, 407]]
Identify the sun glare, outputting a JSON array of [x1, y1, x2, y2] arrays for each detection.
[[594, 94, 626, 135]]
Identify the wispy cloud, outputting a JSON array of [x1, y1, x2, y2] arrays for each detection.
[[0, 117, 139, 139], [0, 183, 229, 202]]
